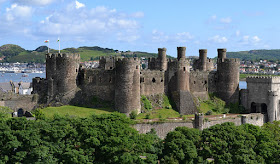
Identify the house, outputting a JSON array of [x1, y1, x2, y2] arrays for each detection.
[[0, 81, 14, 93], [18, 82, 32, 95]]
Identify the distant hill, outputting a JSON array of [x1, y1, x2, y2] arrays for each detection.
[[0, 44, 164, 63], [227, 49, 280, 62], [3, 44, 278, 63]]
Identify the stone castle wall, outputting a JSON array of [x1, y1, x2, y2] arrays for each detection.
[[134, 113, 266, 139], [140, 70, 165, 96], [32, 47, 241, 115]]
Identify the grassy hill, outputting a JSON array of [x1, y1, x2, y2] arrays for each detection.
[[227, 49, 280, 61], [0, 44, 161, 63]]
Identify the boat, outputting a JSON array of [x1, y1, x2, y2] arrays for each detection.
[[22, 73, 28, 77]]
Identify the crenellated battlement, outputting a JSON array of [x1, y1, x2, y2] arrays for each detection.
[[46, 53, 80, 59], [217, 58, 240, 63], [247, 76, 280, 84], [116, 57, 139, 63]]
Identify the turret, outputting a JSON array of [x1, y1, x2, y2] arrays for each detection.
[[158, 48, 167, 71], [217, 49, 240, 104], [199, 49, 207, 71], [218, 48, 226, 60], [177, 47, 186, 60], [45, 53, 80, 100], [268, 90, 278, 122], [115, 58, 141, 114], [177, 47, 189, 91]]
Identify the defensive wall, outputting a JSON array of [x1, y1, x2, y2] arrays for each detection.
[[32, 47, 240, 116], [133, 113, 265, 139]]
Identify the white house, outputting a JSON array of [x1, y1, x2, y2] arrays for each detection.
[[18, 82, 32, 95]]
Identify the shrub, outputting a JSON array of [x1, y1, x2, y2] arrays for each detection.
[[205, 110, 213, 115], [141, 96, 152, 111], [145, 113, 151, 119], [129, 110, 137, 119]]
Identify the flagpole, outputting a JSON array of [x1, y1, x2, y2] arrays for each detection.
[[48, 40, 50, 53], [59, 40, 60, 53]]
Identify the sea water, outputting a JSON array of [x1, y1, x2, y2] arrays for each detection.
[[0, 73, 45, 83]]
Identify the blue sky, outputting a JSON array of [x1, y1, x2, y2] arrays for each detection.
[[0, 0, 279, 58]]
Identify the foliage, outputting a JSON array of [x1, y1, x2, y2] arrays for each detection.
[[141, 96, 152, 111], [163, 94, 172, 109], [199, 93, 227, 114], [0, 106, 12, 119], [129, 110, 138, 119], [227, 49, 280, 62], [161, 127, 201, 163], [200, 122, 262, 163], [205, 110, 213, 115], [1, 113, 280, 163], [227, 102, 245, 114], [0, 113, 161, 163]]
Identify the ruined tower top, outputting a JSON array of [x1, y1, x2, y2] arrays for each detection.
[[177, 47, 186, 60], [217, 48, 227, 59]]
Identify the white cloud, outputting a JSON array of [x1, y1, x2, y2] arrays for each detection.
[[175, 32, 194, 42], [211, 15, 217, 20], [236, 30, 240, 36], [220, 17, 232, 24], [152, 30, 169, 42], [117, 32, 140, 42], [209, 35, 228, 43], [6, 3, 32, 21], [12, 0, 55, 6], [131, 12, 144, 18], [252, 36, 261, 43], [240, 35, 261, 45], [35, 5, 141, 44], [75, 0, 85, 9]]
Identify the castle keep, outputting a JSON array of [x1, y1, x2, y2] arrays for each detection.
[[33, 47, 240, 115]]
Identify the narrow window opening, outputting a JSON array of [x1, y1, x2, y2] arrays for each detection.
[[152, 78, 156, 83]]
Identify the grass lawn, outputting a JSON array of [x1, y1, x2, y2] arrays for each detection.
[[136, 108, 191, 120], [40, 105, 114, 118]]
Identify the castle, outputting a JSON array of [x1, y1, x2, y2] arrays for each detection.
[[32, 47, 241, 116]]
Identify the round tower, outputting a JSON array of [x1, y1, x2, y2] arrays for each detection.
[[158, 48, 167, 71], [115, 58, 141, 114], [217, 52, 240, 104], [268, 90, 278, 122], [177, 47, 189, 91], [199, 49, 207, 71], [218, 48, 226, 59], [46, 54, 57, 98], [177, 47, 186, 60], [55, 53, 80, 95]]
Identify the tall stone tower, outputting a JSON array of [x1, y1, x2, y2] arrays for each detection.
[[158, 48, 167, 71], [199, 49, 207, 71], [177, 47, 189, 91], [217, 49, 240, 104], [46, 53, 80, 102], [115, 58, 141, 114]]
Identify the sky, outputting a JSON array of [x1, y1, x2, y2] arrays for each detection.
[[0, 0, 279, 58]]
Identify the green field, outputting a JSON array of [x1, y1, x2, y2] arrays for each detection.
[[40, 105, 114, 118]]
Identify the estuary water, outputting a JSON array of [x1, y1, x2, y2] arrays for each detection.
[[0, 73, 45, 83]]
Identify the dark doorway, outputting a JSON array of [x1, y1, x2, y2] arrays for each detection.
[[251, 102, 256, 113], [261, 103, 267, 114]]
